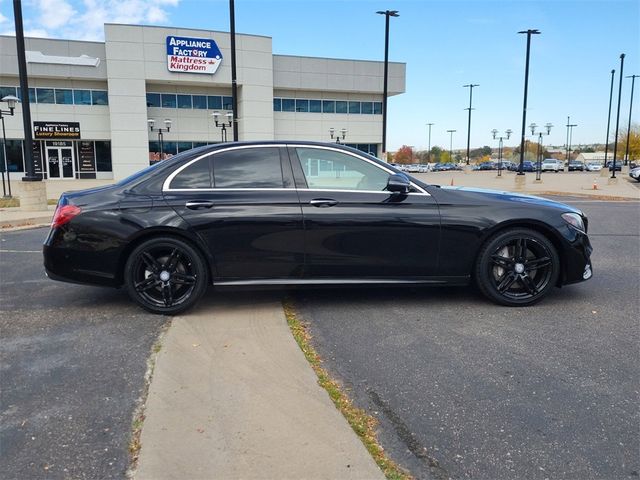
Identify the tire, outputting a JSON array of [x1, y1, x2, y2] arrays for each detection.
[[124, 236, 209, 315], [475, 228, 560, 306]]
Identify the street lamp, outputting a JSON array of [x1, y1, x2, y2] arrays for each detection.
[[624, 74, 637, 166], [612, 53, 625, 179], [426, 122, 434, 163], [376, 9, 399, 157], [148, 118, 172, 162], [492, 128, 512, 177], [530, 122, 552, 181], [0, 95, 19, 197], [212, 111, 233, 142], [565, 116, 577, 166], [447, 129, 456, 163], [603, 69, 615, 168], [463, 84, 479, 165], [517, 29, 541, 175], [329, 127, 347, 144]]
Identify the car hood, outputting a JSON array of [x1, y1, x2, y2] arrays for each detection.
[[439, 186, 582, 214]]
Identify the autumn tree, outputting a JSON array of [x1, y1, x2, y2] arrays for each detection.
[[618, 124, 640, 162], [393, 145, 415, 164]]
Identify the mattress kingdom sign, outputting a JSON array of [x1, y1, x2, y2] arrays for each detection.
[[166, 35, 223, 74]]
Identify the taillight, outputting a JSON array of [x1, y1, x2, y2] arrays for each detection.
[[51, 205, 82, 228]]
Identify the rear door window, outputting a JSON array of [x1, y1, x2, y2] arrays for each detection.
[[213, 147, 284, 188], [170, 158, 212, 189]]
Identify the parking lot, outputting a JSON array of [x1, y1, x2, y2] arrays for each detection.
[[294, 198, 639, 479], [1, 197, 638, 479]]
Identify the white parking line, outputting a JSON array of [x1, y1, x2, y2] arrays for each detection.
[[0, 249, 41, 253]]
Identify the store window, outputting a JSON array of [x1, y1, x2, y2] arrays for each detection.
[[273, 98, 282, 112], [336, 101, 348, 114], [16, 87, 36, 103], [0, 86, 17, 99], [282, 99, 295, 112], [74, 89, 91, 105], [91, 90, 108, 105], [309, 100, 321, 113], [177, 94, 192, 109], [373, 102, 382, 114], [208, 95, 222, 109], [55, 89, 74, 105], [95, 141, 112, 172], [178, 142, 194, 153], [192, 95, 207, 109], [322, 100, 335, 113], [361, 102, 373, 114], [3, 140, 24, 172], [295, 99, 309, 112], [348, 101, 360, 114], [146, 93, 161, 107], [36, 88, 55, 104], [222, 96, 233, 110], [161, 94, 177, 108]]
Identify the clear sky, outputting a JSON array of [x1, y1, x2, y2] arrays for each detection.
[[1, 0, 638, 151]]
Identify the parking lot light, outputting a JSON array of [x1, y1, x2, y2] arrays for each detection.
[[1, 94, 20, 197], [447, 129, 456, 162], [624, 74, 637, 166], [612, 53, 625, 179], [492, 129, 512, 177], [376, 9, 399, 157], [604, 69, 616, 168], [329, 127, 347, 144], [148, 117, 172, 161], [212, 111, 233, 142], [463, 84, 479, 165], [517, 29, 541, 175]]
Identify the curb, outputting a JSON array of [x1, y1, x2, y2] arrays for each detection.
[[0, 217, 51, 231]]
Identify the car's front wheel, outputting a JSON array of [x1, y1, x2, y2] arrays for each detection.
[[475, 228, 560, 306], [124, 236, 209, 315]]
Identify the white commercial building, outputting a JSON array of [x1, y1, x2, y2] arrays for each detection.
[[0, 23, 405, 187]]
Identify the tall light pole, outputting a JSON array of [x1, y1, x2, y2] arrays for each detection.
[[612, 53, 625, 178], [229, 0, 239, 141], [517, 29, 541, 175], [604, 69, 615, 168], [0, 95, 19, 197], [624, 74, 637, 166], [463, 84, 479, 165], [565, 116, 577, 164], [148, 118, 172, 162], [376, 9, 399, 157], [427, 122, 434, 162], [447, 129, 456, 162]]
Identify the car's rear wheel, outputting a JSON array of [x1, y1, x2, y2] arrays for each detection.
[[124, 236, 208, 315], [475, 228, 560, 306]]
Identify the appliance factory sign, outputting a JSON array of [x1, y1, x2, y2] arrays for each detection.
[[33, 121, 81, 139], [166, 35, 223, 74]]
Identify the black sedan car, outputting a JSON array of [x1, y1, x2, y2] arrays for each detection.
[[44, 142, 593, 315]]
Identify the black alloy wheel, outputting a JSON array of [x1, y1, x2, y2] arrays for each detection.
[[124, 236, 208, 315], [475, 228, 560, 306]]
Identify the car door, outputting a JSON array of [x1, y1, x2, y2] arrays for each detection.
[[289, 145, 441, 279], [163, 145, 305, 280]]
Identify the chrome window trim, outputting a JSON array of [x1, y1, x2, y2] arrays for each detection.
[[162, 143, 429, 196]]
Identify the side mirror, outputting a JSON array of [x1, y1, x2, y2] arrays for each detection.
[[386, 173, 410, 194]]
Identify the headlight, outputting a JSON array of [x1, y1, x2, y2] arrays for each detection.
[[562, 212, 585, 232]]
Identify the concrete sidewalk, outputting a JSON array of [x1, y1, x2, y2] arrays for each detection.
[[0, 205, 55, 229], [134, 294, 384, 480]]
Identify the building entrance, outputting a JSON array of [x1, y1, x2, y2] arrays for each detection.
[[46, 141, 74, 179]]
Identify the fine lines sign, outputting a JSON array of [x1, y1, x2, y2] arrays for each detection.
[[166, 35, 223, 74]]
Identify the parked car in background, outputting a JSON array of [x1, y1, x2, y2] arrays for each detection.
[[433, 163, 456, 172], [568, 160, 585, 171], [43, 141, 594, 314], [585, 161, 603, 172], [417, 164, 430, 173], [607, 160, 623, 171], [629, 166, 640, 182], [406, 164, 421, 173], [542, 158, 564, 172], [478, 161, 496, 171], [497, 161, 515, 170]]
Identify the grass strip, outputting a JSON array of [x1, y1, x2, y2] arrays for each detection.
[[283, 298, 413, 480]]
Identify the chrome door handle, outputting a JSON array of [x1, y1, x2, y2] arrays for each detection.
[[310, 198, 338, 208], [185, 201, 214, 210]]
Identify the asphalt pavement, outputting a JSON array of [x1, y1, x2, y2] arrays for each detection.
[[293, 198, 640, 480], [0, 227, 166, 480]]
